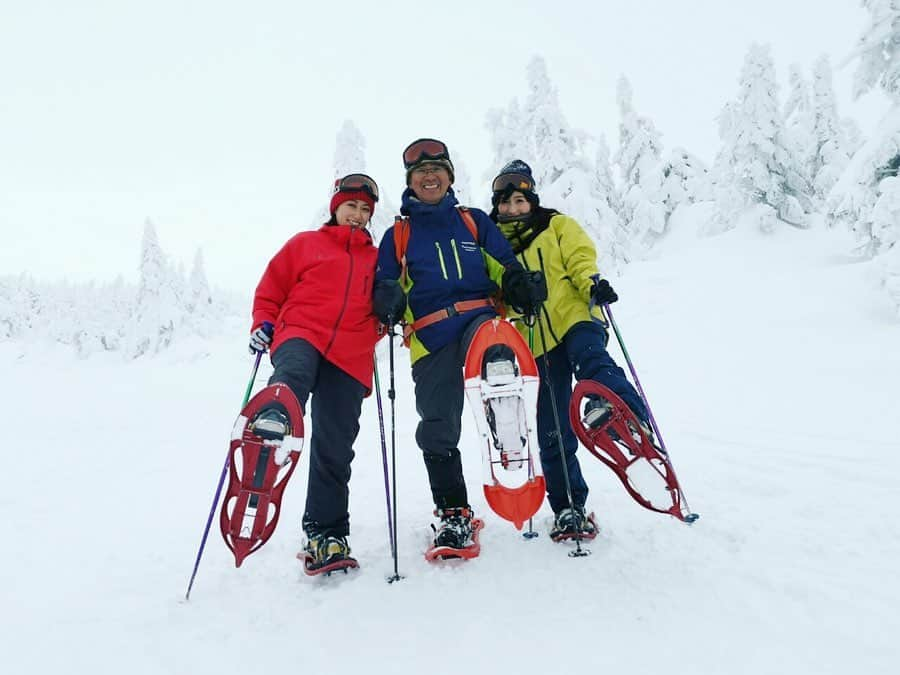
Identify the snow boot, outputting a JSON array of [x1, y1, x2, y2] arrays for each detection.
[[251, 406, 290, 441], [582, 397, 613, 430], [482, 344, 518, 385], [432, 506, 475, 549], [550, 506, 598, 542], [482, 344, 525, 470]]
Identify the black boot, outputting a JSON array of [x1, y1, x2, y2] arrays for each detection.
[[433, 506, 474, 548], [251, 406, 290, 440], [582, 397, 613, 429]]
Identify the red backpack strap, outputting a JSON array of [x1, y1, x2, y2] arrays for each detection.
[[457, 206, 479, 244], [393, 215, 410, 286]]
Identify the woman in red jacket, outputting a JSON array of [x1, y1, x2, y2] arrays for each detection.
[[248, 173, 386, 571]]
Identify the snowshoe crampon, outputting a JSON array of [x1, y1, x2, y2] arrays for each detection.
[[464, 320, 545, 529], [570, 380, 695, 523], [220, 384, 304, 567], [425, 518, 485, 561], [299, 554, 359, 576], [298, 539, 359, 576], [549, 509, 598, 543]]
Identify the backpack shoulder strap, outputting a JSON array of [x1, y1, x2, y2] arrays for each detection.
[[393, 215, 410, 286], [457, 206, 480, 244]]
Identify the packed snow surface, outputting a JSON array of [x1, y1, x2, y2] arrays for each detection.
[[3, 223, 898, 674]]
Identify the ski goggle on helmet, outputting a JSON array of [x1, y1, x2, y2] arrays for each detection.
[[333, 173, 380, 202], [491, 172, 535, 194], [402, 138, 450, 169]]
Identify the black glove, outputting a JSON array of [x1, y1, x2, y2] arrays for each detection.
[[372, 280, 407, 325], [503, 268, 547, 315], [590, 278, 619, 305]]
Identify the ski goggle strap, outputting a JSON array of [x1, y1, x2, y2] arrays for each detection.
[[334, 173, 380, 202], [402, 138, 450, 169], [491, 172, 535, 194]]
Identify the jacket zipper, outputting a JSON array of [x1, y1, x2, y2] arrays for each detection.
[[536, 248, 561, 345], [435, 242, 449, 280], [324, 237, 353, 356], [450, 239, 463, 279]]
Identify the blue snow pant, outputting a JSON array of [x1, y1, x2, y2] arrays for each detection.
[[268, 338, 365, 538], [537, 321, 648, 513], [411, 313, 493, 511]]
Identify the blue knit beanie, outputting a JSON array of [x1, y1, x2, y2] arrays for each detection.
[[491, 160, 539, 208]]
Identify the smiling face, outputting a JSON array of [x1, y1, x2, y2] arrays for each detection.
[[409, 163, 451, 204], [334, 199, 372, 228], [497, 191, 533, 219]]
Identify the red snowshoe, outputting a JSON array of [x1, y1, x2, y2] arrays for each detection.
[[219, 383, 304, 567], [463, 319, 545, 530], [425, 518, 485, 562], [569, 380, 695, 523], [298, 535, 359, 576], [549, 508, 599, 543]]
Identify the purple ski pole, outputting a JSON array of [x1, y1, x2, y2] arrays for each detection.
[[599, 300, 697, 521], [600, 303, 669, 455], [373, 356, 396, 562], [184, 350, 263, 600]]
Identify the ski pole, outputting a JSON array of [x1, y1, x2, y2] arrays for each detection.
[[596, 294, 697, 521], [373, 356, 396, 561], [185, 350, 263, 600], [599, 302, 669, 454], [535, 312, 589, 557], [522, 317, 538, 540], [386, 316, 403, 583]]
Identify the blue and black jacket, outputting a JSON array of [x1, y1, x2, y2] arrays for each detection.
[[375, 187, 522, 363]]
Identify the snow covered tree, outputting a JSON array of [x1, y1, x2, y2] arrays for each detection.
[[826, 1, 900, 315], [523, 57, 589, 187], [0, 274, 38, 340], [130, 219, 181, 358], [615, 75, 666, 251], [333, 119, 366, 178], [189, 248, 212, 311], [450, 152, 474, 208], [711, 44, 812, 233], [657, 147, 713, 216], [314, 119, 396, 245], [811, 55, 851, 203], [311, 120, 367, 228], [590, 136, 630, 267], [851, 0, 900, 101], [783, 64, 816, 197], [485, 100, 530, 181], [186, 248, 216, 337], [483, 57, 628, 271], [828, 1, 900, 257]]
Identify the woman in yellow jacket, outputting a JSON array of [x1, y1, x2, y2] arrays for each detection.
[[490, 160, 650, 541]]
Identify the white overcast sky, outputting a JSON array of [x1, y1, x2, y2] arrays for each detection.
[[0, 1, 887, 293]]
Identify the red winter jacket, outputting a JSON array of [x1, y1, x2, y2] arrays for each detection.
[[252, 224, 381, 391]]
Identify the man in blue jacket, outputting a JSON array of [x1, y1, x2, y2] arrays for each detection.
[[372, 138, 545, 550]]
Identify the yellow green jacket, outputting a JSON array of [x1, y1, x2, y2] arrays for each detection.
[[497, 208, 603, 357]]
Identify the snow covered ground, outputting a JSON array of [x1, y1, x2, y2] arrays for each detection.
[[3, 222, 899, 675]]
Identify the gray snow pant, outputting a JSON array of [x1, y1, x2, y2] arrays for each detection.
[[268, 338, 365, 538], [411, 313, 493, 510]]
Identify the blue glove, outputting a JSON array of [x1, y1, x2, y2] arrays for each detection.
[[248, 321, 275, 355]]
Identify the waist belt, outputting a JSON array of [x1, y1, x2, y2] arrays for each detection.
[[403, 298, 495, 343]]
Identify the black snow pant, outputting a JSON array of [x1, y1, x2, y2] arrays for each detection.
[[411, 313, 493, 511], [536, 320, 648, 513], [268, 338, 365, 538]]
